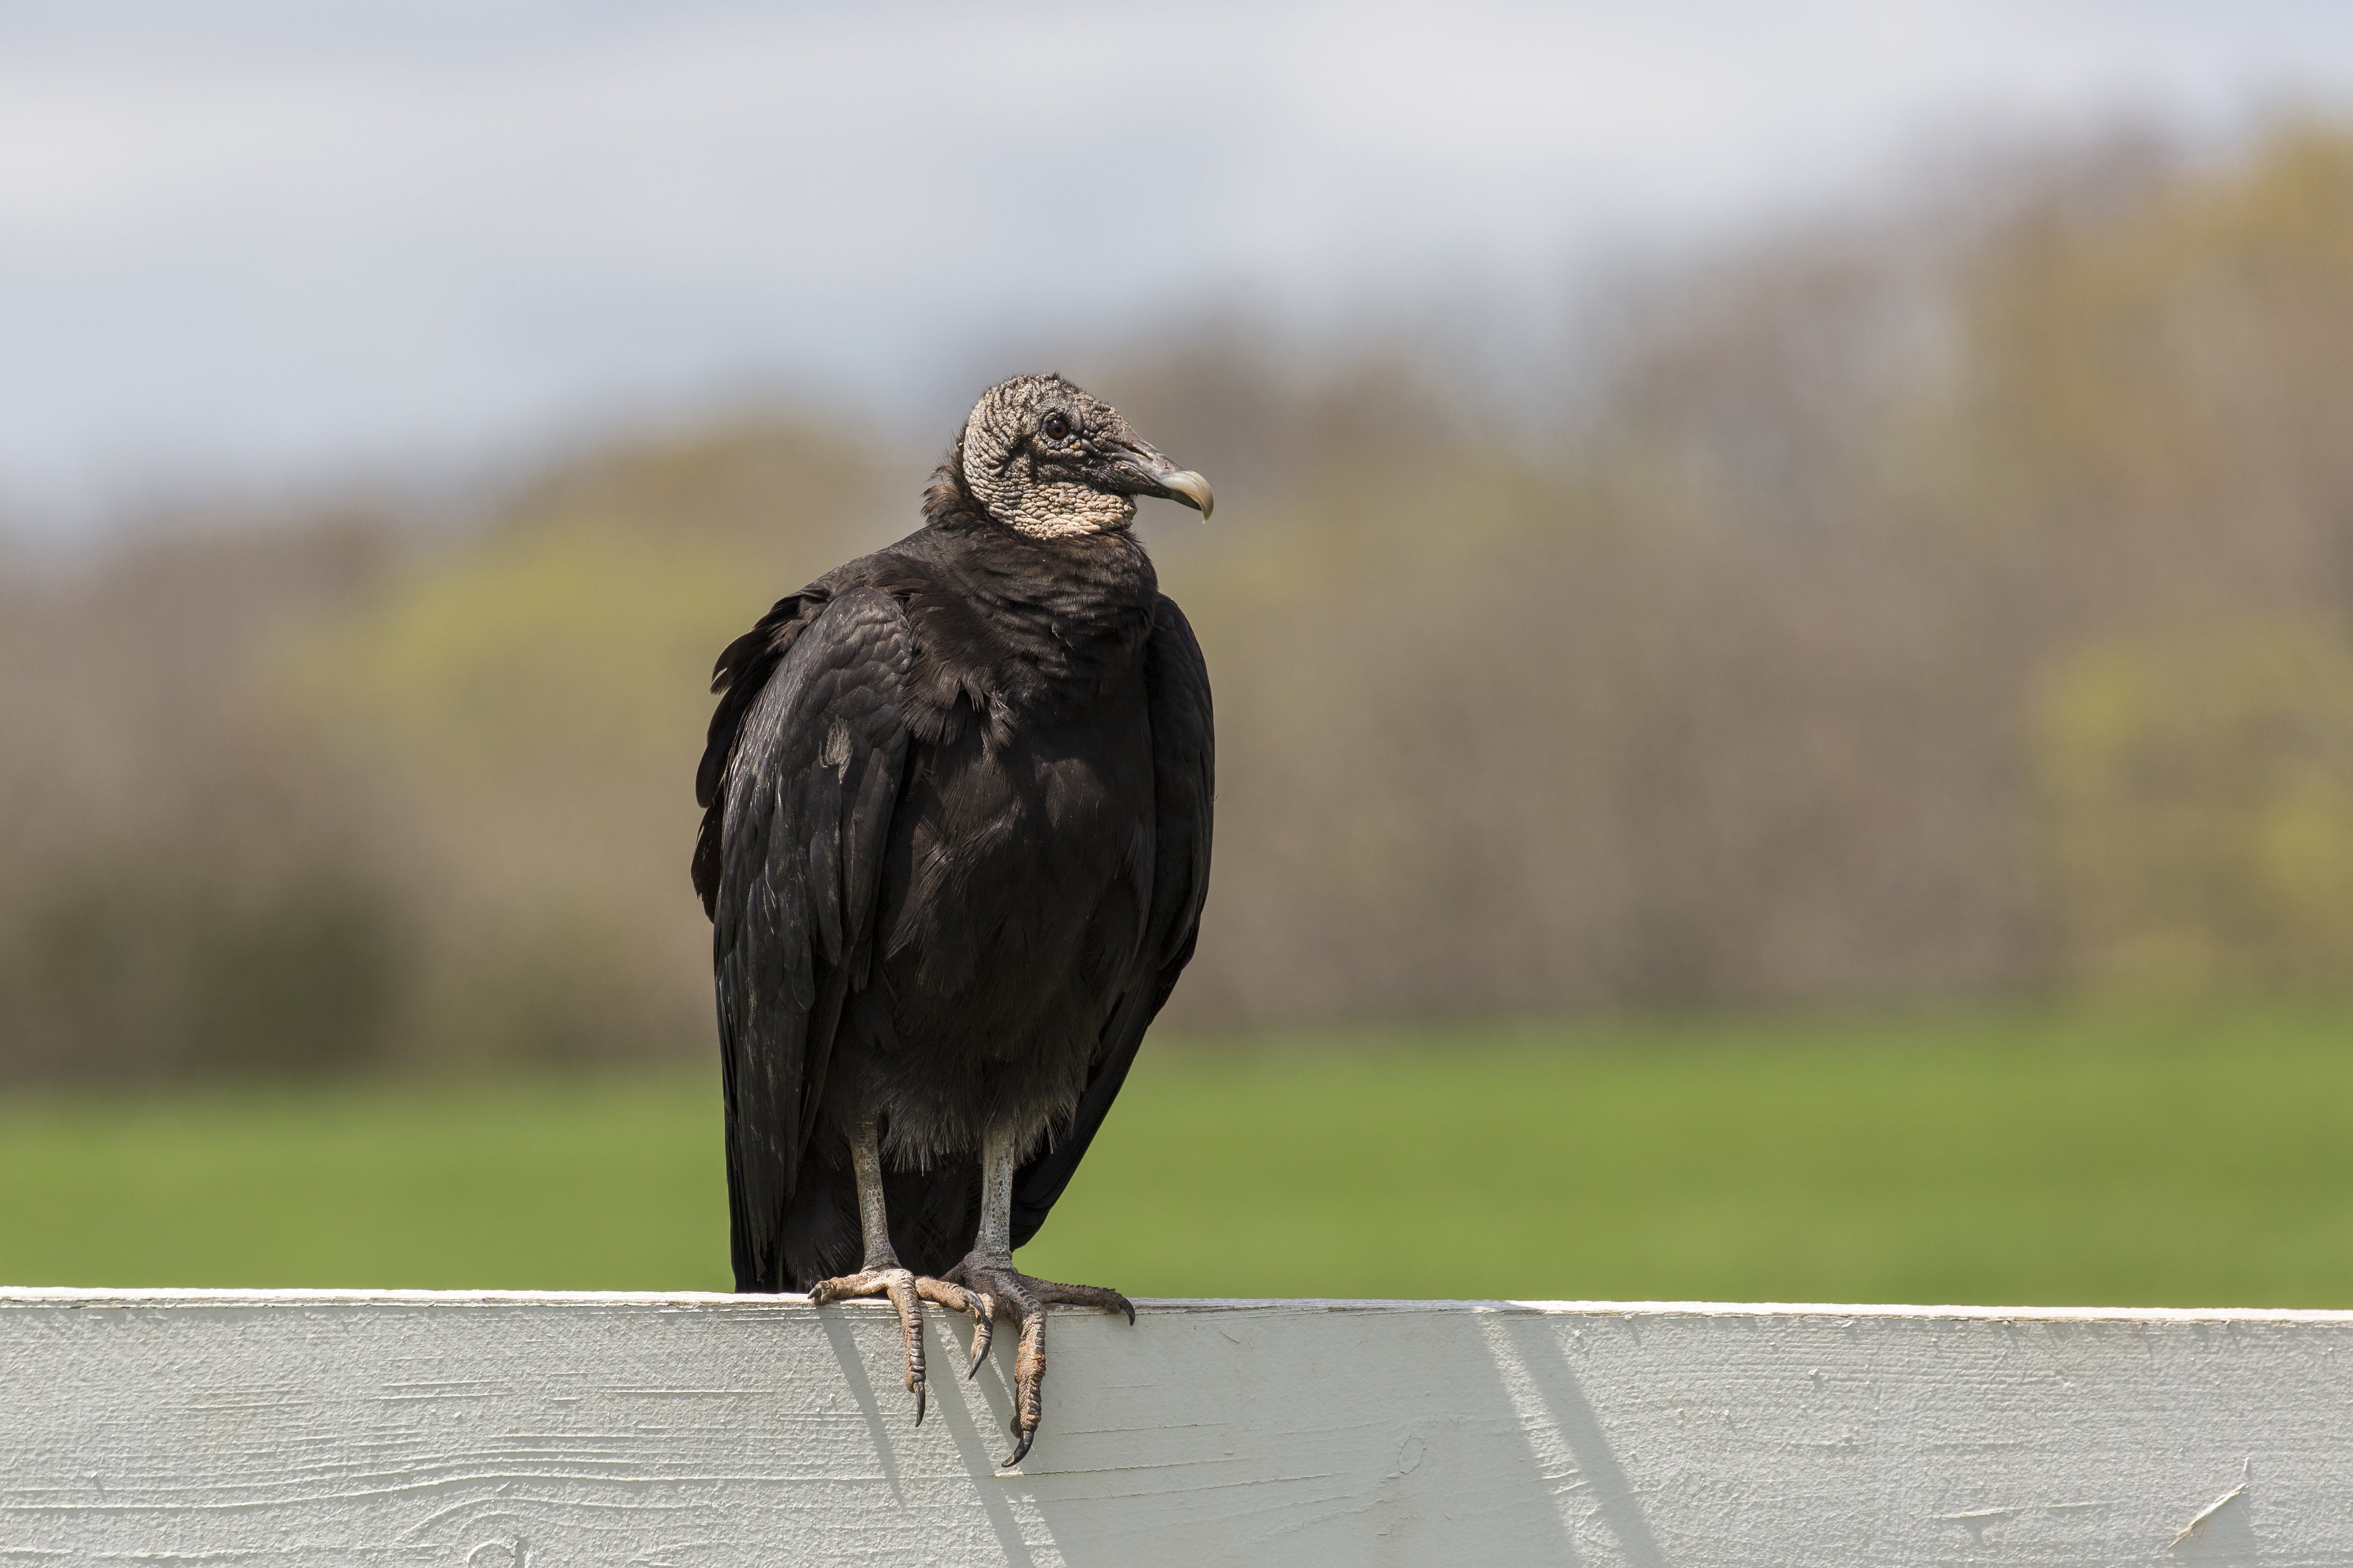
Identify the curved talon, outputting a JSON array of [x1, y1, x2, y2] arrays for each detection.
[[943, 1263, 998, 1377], [934, 1255, 1131, 1468], [958, 1258, 1125, 1470], [883, 1275, 926, 1426], [1054, 1286, 1133, 1325], [810, 1265, 993, 1429], [967, 1305, 995, 1376]]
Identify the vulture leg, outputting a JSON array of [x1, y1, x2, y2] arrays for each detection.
[[807, 1116, 984, 1426], [946, 1125, 1136, 1468]]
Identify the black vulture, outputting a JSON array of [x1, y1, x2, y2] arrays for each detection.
[[692, 374, 1215, 1466]]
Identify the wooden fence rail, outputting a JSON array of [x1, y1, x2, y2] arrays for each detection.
[[0, 1287, 2344, 1564]]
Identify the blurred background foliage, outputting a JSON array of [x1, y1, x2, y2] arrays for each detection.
[[14, 1006, 2353, 1305], [10, 124, 2353, 1081]]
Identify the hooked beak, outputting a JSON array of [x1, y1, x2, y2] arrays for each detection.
[[1160, 468, 1214, 520], [1115, 444, 1215, 520]]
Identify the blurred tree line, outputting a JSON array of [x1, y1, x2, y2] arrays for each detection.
[[6, 123, 2353, 1079]]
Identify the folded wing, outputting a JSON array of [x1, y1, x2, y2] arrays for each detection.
[[1011, 594, 1216, 1245], [695, 586, 914, 1292]]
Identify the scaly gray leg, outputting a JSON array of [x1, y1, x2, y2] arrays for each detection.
[[807, 1115, 985, 1426], [944, 1124, 1135, 1467]]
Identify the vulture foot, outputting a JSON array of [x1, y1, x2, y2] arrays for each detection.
[[944, 1254, 1135, 1468], [807, 1267, 984, 1426]]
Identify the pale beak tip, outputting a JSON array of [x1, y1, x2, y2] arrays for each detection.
[[1166, 470, 1214, 520]]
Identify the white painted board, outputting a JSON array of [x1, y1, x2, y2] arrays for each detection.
[[0, 1288, 2344, 1565]]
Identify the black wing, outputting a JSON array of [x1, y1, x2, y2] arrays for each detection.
[[1011, 594, 1215, 1244], [695, 585, 913, 1293]]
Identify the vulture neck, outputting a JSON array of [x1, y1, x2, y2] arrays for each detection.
[[914, 485, 1159, 716]]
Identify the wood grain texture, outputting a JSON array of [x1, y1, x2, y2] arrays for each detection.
[[0, 1288, 2346, 1565]]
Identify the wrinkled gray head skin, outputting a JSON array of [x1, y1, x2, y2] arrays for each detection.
[[957, 373, 1213, 540]]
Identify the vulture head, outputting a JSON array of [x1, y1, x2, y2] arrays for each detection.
[[953, 373, 1214, 540]]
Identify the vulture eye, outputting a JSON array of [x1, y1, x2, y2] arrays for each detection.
[[1041, 414, 1071, 441]]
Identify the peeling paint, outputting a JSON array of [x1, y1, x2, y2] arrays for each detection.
[[2170, 1460, 2254, 1549]]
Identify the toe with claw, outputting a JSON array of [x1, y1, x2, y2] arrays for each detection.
[[808, 1267, 985, 1426], [944, 1254, 1134, 1467]]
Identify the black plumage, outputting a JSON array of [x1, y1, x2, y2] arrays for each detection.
[[692, 374, 1214, 1465]]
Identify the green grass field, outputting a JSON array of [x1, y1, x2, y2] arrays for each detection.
[[4, 1004, 2351, 1306]]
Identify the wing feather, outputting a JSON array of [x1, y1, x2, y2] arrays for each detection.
[[1010, 594, 1214, 1244], [703, 586, 914, 1292]]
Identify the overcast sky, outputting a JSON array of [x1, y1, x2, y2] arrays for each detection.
[[4, 1, 2352, 530]]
